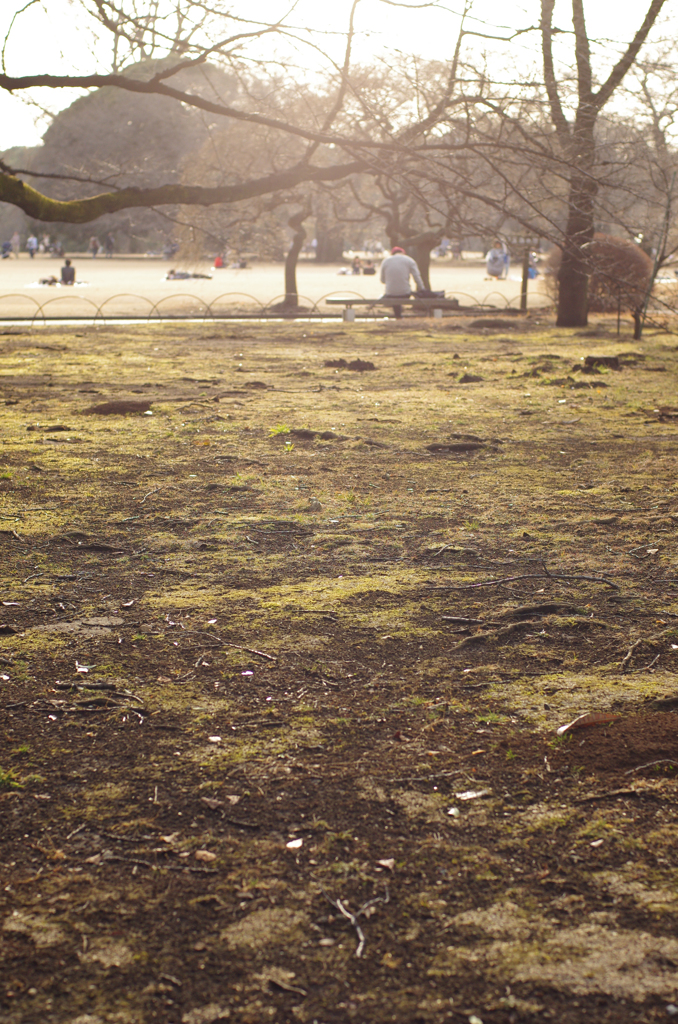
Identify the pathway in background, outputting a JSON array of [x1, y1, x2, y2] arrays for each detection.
[[0, 255, 549, 317]]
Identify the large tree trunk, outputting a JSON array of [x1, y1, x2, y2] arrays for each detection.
[[556, 117, 596, 327], [314, 212, 344, 262], [410, 242, 432, 290], [556, 175, 596, 326], [403, 230, 443, 290], [282, 209, 308, 308]]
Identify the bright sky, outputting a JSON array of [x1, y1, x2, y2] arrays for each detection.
[[0, 0, 671, 150]]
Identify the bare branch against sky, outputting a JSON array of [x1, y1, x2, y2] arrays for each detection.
[[1, 0, 673, 146]]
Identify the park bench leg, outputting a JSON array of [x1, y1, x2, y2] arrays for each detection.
[[343, 308, 356, 322]]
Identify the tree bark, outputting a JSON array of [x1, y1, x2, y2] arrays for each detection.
[[283, 209, 309, 307], [541, 0, 667, 328], [0, 161, 362, 224], [556, 177, 596, 326], [410, 242, 432, 290], [403, 230, 443, 290], [556, 107, 597, 327]]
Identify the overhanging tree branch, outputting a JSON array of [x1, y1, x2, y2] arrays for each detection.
[[0, 160, 364, 223]]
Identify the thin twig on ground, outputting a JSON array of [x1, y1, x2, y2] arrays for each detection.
[[575, 788, 641, 803], [621, 626, 676, 672], [140, 488, 160, 504], [633, 654, 661, 672], [624, 759, 678, 775], [424, 571, 619, 591], [176, 629, 276, 660], [322, 887, 390, 958]]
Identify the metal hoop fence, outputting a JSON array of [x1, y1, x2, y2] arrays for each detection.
[[0, 287, 541, 322]]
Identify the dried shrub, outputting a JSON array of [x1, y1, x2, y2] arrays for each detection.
[[545, 234, 652, 312]]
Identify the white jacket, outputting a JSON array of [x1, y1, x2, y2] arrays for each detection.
[[380, 253, 424, 295]]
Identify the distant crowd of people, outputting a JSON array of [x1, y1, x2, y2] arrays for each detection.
[[1, 231, 65, 259], [1, 231, 115, 260], [340, 257, 377, 276], [213, 254, 249, 269], [88, 234, 115, 257]]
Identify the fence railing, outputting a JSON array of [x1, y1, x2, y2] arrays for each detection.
[[0, 288, 544, 321]]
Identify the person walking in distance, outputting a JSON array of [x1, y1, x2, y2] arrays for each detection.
[[379, 245, 424, 319], [10, 230, 20, 258], [26, 233, 38, 259]]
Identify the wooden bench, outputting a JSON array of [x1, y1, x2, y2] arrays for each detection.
[[324, 296, 461, 321]]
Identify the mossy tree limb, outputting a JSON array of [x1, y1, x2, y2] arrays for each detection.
[[0, 161, 363, 225]]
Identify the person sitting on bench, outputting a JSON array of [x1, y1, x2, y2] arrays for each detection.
[[61, 259, 75, 285], [379, 246, 424, 319]]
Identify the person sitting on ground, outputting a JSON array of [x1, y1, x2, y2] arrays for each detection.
[[362, 259, 376, 275], [486, 239, 508, 279], [214, 254, 225, 268], [351, 256, 362, 275], [39, 275, 58, 286], [379, 245, 424, 319], [61, 259, 75, 285]]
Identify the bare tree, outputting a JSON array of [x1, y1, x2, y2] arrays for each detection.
[[0, 1, 368, 219], [539, 0, 668, 325]]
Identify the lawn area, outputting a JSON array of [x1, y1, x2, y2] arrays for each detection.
[[1, 315, 678, 1024]]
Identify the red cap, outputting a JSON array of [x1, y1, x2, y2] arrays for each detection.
[[391, 246, 405, 254]]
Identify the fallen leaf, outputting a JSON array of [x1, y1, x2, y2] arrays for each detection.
[[200, 798, 224, 810], [225, 795, 241, 806], [286, 838, 303, 850], [377, 858, 395, 871], [195, 850, 217, 862], [261, 968, 307, 996], [471, 748, 486, 755], [161, 832, 180, 843], [590, 839, 604, 848], [556, 711, 620, 736], [208, 736, 222, 743]]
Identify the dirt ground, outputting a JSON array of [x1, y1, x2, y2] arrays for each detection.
[[1, 314, 678, 1024]]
